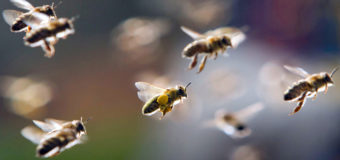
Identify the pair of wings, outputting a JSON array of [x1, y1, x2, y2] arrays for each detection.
[[21, 118, 66, 144], [284, 65, 310, 78], [181, 26, 247, 48], [135, 82, 166, 102], [3, 0, 52, 29]]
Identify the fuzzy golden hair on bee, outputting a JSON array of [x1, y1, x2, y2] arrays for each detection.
[[2, 0, 58, 33], [135, 82, 190, 119], [21, 118, 88, 158], [181, 26, 245, 73], [283, 65, 338, 115]]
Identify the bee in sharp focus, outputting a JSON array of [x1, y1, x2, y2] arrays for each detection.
[[135, 81, 191, 119], [22, 12, 75, 58], [181, 26, 246, 73], [21, 117, 89, 158], [2, 0, 57, 33], [283, 65, 338, 115], [204, 102, 263, 139]]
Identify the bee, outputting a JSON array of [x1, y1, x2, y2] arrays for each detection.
[[181, 26, 246, 73], [204, 102, 263, 139], [2, 0, 57, 33], [22, 12, 75, 58], [135, 81, 191, 119], [21, 117, 88, 158], [283, 65, 338, 115]]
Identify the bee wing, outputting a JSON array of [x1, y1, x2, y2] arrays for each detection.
[[284, 65, 310, 78], [10, 0, 35, 11], [181, 26, 205, 40], [33, 120, 57, 132], [2, 10, 23, 26], [21, 126, 45, 144], [228, 32, 246, 48], [135, 82, 165, 102], [45, 118, 66, 128], [22, 12, 50, 29], [235, 102, 264, 122]]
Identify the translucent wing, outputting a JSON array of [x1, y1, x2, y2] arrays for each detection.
[[33, 120, 57, 132], [10, 0, 35, 11], [228, 32, 246, 48], [45, 118, 66, 128], [235, 102, 264, 122], [21, 126, 45, 144], [135, 82, 165, 102], [204, 27, 243, 36], [2, 10, 23, 26], [284, 65, 310, 78], [22, 12, 49, 29], [181, 26, 205, 40]]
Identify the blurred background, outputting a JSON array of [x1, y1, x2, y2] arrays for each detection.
[[0, 0, 340, 159]]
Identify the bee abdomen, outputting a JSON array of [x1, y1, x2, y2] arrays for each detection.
[[25, 29, 52, 44], [37, 137, 64, 156], [37, 131, 75, 157], [142, 96, 160, 115], [183, 41, 210, 57], [284, 81, 311, 101], [11, 20, 27, 32]]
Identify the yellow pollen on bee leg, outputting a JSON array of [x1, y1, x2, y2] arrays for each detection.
[[157, 94, 168, 105]]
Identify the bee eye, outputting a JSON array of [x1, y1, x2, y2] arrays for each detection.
[[178, 89, 184, 95], [76, 123, 85, 132], [222, 37, 228, 45]]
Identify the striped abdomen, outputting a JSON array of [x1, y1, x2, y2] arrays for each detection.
[[25, 22, 72, 44], [142, 96, 160, 115], [284, 81, 313, 101], [183, 37, 230, 58], [11, 20, 27, 32], [37, 130, 76, 157]]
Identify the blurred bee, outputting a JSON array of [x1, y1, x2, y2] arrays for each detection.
[[204, 102, 264, 139], [135, 82, 191, 119], [2, 0, 57, 33], [22, 12, 75, 58], [284, 65, 338, 115], [181, 26, 246, 73], [21, 117, 89, 158]]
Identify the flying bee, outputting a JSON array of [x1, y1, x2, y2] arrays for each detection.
[[2, 0, 57, 33], [21, 117, 89, 158], [135, 81, 191, 119], [283, 65, 339, 115], [181, 26, 246, 73], [204, 102, 264, 139], [22, 12, 75, 58]]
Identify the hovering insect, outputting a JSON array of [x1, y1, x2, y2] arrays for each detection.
[[181, 26, 246, 73], [21, 117, 88, 158], [135, 81, 191, 119], [283, 65, 338, 115], [204, 102, 264, 139], [22, 12, 75, 58], [2, 0, 57, 33]]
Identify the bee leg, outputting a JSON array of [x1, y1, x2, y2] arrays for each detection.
[[312, 90, 318, 100], [198, 55, 208, 73], [289, 92, 307, 116], [26, 26, 31, 33], [213, 52, 218, 60], [188, 54, 198, 70], [324, 85, 328, 94], [42, 40, 55, 58]]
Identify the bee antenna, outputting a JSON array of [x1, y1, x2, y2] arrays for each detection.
[[52, 1, 63, 9], [185, 82, 192, 90], [70, 15, 80, 22], [82, 117, 92, 124], [330, 66, 339, 77]]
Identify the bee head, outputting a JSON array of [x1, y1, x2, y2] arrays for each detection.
[[221, 36, 232, 46], [324, 73, 334, 84], [177, 82, 191, 98], [41, 5, 56, 18], [73, 117, 91, 136]]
